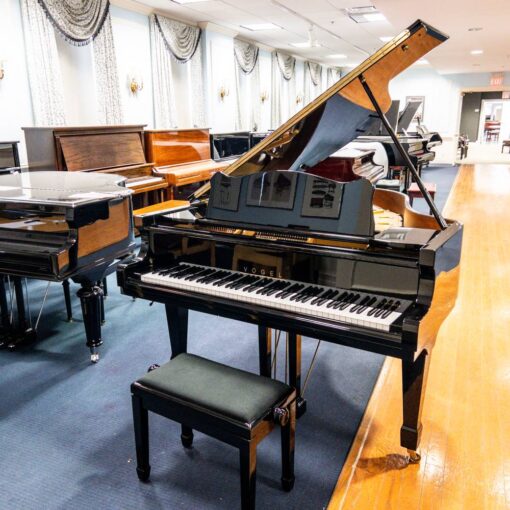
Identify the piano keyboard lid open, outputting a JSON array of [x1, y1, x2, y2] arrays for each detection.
[[188, 20, 448, 237], [0, 170, 132, 207]]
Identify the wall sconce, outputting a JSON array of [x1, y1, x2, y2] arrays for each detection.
[[128, 71, 143, 95], [296, 92, 303, 105], [260, 90, 269, 103], [219, 84, 230, 101], [0, 60, 5, 80]]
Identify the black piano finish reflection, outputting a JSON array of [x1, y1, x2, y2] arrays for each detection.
[[118, 20, 462, 458], [0, 170, 135, 361]]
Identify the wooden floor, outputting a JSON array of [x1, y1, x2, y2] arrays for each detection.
[[328, 164, 510, 510]]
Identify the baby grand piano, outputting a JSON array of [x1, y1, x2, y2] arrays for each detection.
[[118, 20, 463, 459], [0, 171, 135, 361]]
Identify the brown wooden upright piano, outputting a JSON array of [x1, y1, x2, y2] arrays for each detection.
[[22, 125, 167, 207], [144, 128, 232, 200]]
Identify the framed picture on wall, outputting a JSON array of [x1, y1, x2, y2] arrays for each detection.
[[405, 96, 425, 124]]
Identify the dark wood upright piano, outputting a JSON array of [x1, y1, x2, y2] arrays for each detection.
[[145, 128, 231, 200], [118, 20, 462, 460], [22, 125, 167, 207]]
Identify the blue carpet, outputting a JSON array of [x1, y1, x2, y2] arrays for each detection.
[[0, 164, 457, 510]]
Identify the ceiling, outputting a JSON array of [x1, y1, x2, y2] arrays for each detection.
[[127, 0, 510, 73]]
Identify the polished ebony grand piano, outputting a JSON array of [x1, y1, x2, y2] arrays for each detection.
[[118, 20, 462, 459], [0, 170, 134, 361]]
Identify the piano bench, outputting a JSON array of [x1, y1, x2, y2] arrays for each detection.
[[131, 353, 296, 510], [407, 182, 436, 212]]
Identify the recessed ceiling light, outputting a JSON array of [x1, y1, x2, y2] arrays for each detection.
[[327, 54, 347, 59], [415, 59, 429, 65], [344, 6, 386, 23], [241, 23, 281, 31], [171, 0, 210, 3], [473, 63, 481, 67], [468, 27, 483, 31], [379, 36, 393, 42], [471, 49, 483, 55]]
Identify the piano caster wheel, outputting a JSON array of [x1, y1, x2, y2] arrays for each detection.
[[407, 449, 421, 464], [90, 348, 100, 363]]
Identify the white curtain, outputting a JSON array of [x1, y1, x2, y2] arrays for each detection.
[[327, 67, 342, 88], [93, 13, 122, 124], [304, 61, 323, 105], [234, 40, 260, 131], [271, 52, 296, 129], [151, 14, 206, 128], [21, 0, 122, 125], [20, 0, 66, 126]]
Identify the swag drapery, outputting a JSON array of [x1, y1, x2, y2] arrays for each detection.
[[327, 67, 342, 88], [271, 51, 296, 128], [150, 14, 206, 129], [20, 0, 122, 125], [304, 61, 323, 105], [233, 40, 260, 131]]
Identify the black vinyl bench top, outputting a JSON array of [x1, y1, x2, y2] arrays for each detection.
[[133, 353, 294, 427]]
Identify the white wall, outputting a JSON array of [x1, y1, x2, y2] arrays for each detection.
[[258, 50, 271, 131], [110, 5, 154, 128], [0, 0, 34, 164]]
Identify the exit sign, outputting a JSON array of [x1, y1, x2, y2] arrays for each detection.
[[490, 72, 504, 86]]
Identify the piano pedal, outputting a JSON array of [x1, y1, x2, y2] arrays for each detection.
[[407, 449, 421, 464]]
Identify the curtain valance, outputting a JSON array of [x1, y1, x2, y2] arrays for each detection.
[[154, 14, 201, 63], [275, 52, 296, 81], [307, 61, 322, 86], [234, 40, 259, 74], [36, 0, 110, 45]]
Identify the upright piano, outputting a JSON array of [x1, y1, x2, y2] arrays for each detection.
[[0, 170, 134, 361], [22, 125, 166, 207], [118, 20, 462, 459], [145, 129, 231, 200]]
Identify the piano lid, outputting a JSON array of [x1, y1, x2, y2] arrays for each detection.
[[190, 20, 448, 202], [0, 170, 132, 207]]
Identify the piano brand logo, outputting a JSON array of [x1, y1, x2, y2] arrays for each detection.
[[239, 260, 281, 278]]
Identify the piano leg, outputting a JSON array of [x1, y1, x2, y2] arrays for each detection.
[[62, 280, 73, 322], [6, 277, 37, 350], [258, 326, 272, 377], [0, 275, 13, 347], [288, 333, 307, 418], [401, 350, 431, 461], [77, 283, 104, 363], [165, 304, 188, 359]]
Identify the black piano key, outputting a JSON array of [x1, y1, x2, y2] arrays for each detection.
[[316, 290, 339, 307], [374, 299, 393, 318], [227, 275, 252, 289], [233, 276, 259, 290], [289, 285, 313, 302], [198, 270, 228, 284], [327, 291, 348, 308], [274, 283, 302, 299], [215, 274, 243, 287], [300, 287, 324, 303], [338, 293, 360, 311], [381, 301, 400, 319], [265, 281, 291, 296], [185, 268, 214, 281], [367, 298, 386, 316], [245, 278, 272, 293]]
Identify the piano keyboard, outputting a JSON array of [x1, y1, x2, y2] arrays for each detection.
[[140, 263, 412, 332]]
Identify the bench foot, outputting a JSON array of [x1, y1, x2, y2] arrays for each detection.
[[181, 426, 194, 448], [137, 466, 151, 482]]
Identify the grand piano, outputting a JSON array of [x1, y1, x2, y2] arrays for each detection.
[[22, 125, 167, 208], [145, 128, 230, 200], [117, 20, 463, 459], [0, 170, 135, 361]]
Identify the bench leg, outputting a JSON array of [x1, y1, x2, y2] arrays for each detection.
[[132, 394, 151, 482], [62, 280, 73, 322], [281, 399, 296, 492], [181, 425, 194, 448], [239, 441, 257, 510]]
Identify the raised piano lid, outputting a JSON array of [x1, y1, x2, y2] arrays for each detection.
[[0, 170, 131, 207], [190, 20, 448, 204]]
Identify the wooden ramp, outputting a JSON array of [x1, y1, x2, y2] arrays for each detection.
[[328, 164, 510, 510]]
